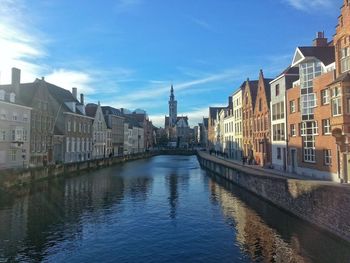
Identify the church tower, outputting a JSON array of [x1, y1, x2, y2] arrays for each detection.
[[169, 85, 177, 127]]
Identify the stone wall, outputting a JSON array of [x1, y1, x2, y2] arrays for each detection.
[[197, 151, 350, 243], [0, 150, 196, 189]]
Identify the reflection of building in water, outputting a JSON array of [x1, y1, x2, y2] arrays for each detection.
[[167, 173, 178, 219], [0, 194, 29, 261], [212, 182, 308, 263]]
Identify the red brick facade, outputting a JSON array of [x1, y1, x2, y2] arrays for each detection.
[[253, 70, 272, 167]]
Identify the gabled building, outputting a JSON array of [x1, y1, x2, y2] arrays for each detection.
[[242, 79, 259, 162], [270, 66, 299, 171], [86, 103, 110, 159], [102, 106, 124, 156], [253, 70, 274, 167], [208, 107, 225, 150], [123, 116, 144, 154], [48, 86, 93, 163]]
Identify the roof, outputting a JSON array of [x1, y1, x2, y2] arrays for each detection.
[[165, 116, 189, 127], [123, 115, 143, 129], [263, 78, 274, 105], [203, 117, 208, 128], [245, 80, 259, 108], [85, 103, 98, 117], [295, 46, 335, 66], [209, 107, 226, 120], [101, 106, 122, 116]]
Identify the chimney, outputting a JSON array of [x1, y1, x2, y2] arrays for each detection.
[[11, 67, 21, 95], [80, 93, 84, 105], [41, 76, 45, 81], [313, 31, 328, 47], [72, 87, 77, 99]]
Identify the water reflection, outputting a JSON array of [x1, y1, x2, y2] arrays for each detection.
[[209, 174, 350, 263], [0, 156, 349, 263]]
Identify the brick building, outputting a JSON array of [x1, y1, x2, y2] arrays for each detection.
[[253, 70, 273, 167], [287, 33, 337, 180], [329, 0, 350, 182], [242, 79, 258, 162]]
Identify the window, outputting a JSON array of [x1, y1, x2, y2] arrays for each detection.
[[0, 130, 5, 141], [301, 121, 318, 136], [12, 113, 18, 121], [9, 149, 16, 161], [324, 149, 332, 166], [0, 90, 4, 100], [259, 98, 262, 112], [0, 110, 6, 120], [321, 89, 330, 105], [73, 121, 76, 132], [297, 98, 301, 112], [290, 124, 296, 136], [301, 93, 317, 116], [275, 84, 280, 96], [340, 47, 350, 73], [272, 102, 284, 120], [290, 100, 295, 113], [332, 97, 342, 116], [273, 123, 285, 141], [277, 147, 281, 160], [322, 119, 331, 135], [66, 137, 70, 152], [67, 120, 71, 132]]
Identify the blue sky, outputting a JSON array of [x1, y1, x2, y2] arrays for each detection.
[[0, 0, 343, 126]]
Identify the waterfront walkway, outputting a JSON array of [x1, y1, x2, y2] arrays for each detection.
[[198, 151, 331, 182]]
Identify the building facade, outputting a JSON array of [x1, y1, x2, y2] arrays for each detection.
[[253, 70, 273, 167], [270, 66, 299, 171], [0, 88, 31, 169], [232, 87, 243, 161], [86, 103, 108, 159], [102, 106, 124, 156], [242, 79, 258, 162]]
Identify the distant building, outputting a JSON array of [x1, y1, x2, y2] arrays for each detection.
[[86, 103, 110, 159], [208, 107, 225, 150], [164, 85, 190, 147], [232, 86, 243, 160], [123, 116, 144, 154], [102, 106, 124, 156]]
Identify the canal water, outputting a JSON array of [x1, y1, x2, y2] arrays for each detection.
[[0, 155, 349, 263]]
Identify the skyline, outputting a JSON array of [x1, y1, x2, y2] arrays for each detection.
[[0, 0, 342, 127]]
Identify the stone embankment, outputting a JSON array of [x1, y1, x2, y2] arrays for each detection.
[[0, 149, 196, 189], [197, 151, 350, 243]]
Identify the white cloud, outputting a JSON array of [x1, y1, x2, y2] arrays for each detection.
[[45, 69, 95, 95], [283, 0, 335, 11]]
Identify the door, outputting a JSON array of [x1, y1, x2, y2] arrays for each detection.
[[283, 148, 287, 171]]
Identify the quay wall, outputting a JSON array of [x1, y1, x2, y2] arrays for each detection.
[[197, 151, 350, 243], [0, 150, 196, 189]]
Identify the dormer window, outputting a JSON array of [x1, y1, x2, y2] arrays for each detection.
[[0, 90, 4, 100]]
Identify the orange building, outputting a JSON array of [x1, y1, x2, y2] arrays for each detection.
[[242, 79, 258, 162], [329, 0, 350, 182], [253, 70, 273, 167]]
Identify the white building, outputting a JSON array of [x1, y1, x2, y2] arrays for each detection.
[[232, 88, 243, 161], [270, 66, 299, 171], [86, 102, 108, 159], [223, 108, 235, 158], [0, 88, 31, 169]]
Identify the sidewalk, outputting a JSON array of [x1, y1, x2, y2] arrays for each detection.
[[201, 151, 329, 181]]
